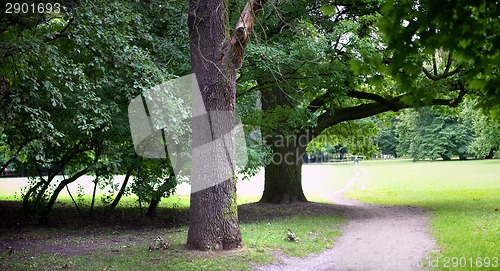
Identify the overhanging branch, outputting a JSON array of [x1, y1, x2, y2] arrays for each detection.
[[313, 87, 467, 138], [307, 90, 398, 113], [347, 90, 398, 110]]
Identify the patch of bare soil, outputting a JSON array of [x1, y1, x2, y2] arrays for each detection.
[[257, 170, 438, 271]]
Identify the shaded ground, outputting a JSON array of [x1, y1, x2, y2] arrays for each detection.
[[0, 200, 347, 261], [258, 169, 437, 271], [0, 200, 190, 259]]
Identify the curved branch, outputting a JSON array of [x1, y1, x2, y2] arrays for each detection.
[[347, 90, 398, 110], [423, 53, 463, 82], [307, 95, 326, 113], [307, 90, 399, 114], [313, 88, 467, 138]]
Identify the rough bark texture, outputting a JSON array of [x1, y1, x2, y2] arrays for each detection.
[[187, 0, 265, 250], [260, 144, 308, 203], [259, 87, 308, 204]]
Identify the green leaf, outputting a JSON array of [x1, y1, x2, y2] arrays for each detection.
[[320, 5, 336, 16], [349, 59, 363, 75], [469, 78, 487, 90]]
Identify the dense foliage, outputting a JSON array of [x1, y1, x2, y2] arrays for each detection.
[[378, 100, 500, 161], [379, 0, 500, 117], [0, 0, 188, 221]]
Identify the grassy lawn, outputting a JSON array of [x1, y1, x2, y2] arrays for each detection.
[[346, 159, 500, 271]]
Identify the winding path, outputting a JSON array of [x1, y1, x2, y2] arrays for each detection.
[[258, 169, 437, 271]]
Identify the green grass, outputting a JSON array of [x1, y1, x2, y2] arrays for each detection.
[[346, 159, 500, 271]]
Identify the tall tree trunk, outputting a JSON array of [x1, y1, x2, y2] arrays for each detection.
[[260, 144, 307, 203], [186, 0, 265, 250], [259, 84, 309, 204]]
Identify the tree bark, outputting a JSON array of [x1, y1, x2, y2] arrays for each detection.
[[146, 197, 160, 217], [259, 85, 309, 204], [186, 0, 265, 250], [109, 164, 135, 210], [260, 144, 307, 203]]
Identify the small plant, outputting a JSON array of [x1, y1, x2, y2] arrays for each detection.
[[76, 184, 87, 208]]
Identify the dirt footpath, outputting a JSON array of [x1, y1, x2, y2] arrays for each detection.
[[258, 169, 437, 271]]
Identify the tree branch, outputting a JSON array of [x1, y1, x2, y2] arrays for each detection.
[[422, 65, 462, 81], [313, 88, 466, 138], [432, 54, 438, 76], [422, 52, 462, 81], [43, 17, 74, 43], [346, 90, 399, 110], [224, 0, 267, 70], [307, 90, 400, 114], [444, 51, 453, 74], [307, 95, 326, 113]]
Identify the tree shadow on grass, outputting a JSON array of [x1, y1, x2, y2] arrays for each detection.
[[0, 200, 349, 260], [0, 200, 351, 231], [238, 201, 349, 223], [0, 200, 189, 231]]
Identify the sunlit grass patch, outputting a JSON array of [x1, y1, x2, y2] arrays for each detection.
[[242, 214, 343, 257]]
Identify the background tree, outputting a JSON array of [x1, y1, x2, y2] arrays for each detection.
[[238, 0, 468, 204], [395, 107, 473, 161], [374, 117, 398, 157], [460, 99, 500, 159]]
